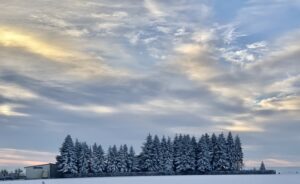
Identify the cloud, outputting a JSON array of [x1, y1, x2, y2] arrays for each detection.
[[61, 104, 118, 115], [258, 95, 300, 111], [0, 104, 29, 117], [0, 148, 55, 168], [0, 81, 38, 100], [245, 158, 300, 167], [144, 0, 166, 17], [219, 121, 264, 132], [0, 27, 74, 62]]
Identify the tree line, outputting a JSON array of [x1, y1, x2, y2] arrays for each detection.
[[56, 132, 243, 177]]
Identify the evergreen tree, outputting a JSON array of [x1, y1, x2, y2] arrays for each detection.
[[197, 135, 212, 172], [211, 133, 218, 170], [90, 143, 105, 174], [106, 145, 118, 173], [260, 161, 266, 171], [204, 133, 213, 167], [74, 139, 82, 174], [174, 135, 195, 173], [117, 145, 128, 172], [159, 136, 174, 173], [215, 133, 230, 171], [191, 136, 198, 171], [234, 135, 244, 170], [78, 142, 91, 176], [165, 137, 174, 173], [127, 146, 137, 172], [226, 132, 235, 171], [173, 134, 183, 173], [152, 135, 161, 172], [56, 135, 78, 175], [140, 134, 154, 172]]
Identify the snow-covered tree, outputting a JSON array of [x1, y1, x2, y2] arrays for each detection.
[[106, 145, 118, 173], [226, 132, 235, 171], [90, 143, 106, 174], [234, 135, 244, 170], [57, 135, 78, 175], [159, 136, 174, 173], [197, 135, 212, 172], [173, 134, 183, 173], [174, 135, 195, 173], [78, 142, 91, 176], [152, 135, 161, 172], [215, 133, 230, 171], [117, 145, 128, 172], [127, 146, 138, 172], [140, 134, 154, 172], [74, 139, 82, 174], [211, 133, 218, 170], [260, 161, 266, 171]]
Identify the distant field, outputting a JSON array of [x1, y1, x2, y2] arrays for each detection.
[[1, 175, 300, 184]]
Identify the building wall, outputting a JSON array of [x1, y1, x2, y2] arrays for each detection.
[[25, 165, 51, 179]]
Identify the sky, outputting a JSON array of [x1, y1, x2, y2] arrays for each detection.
[[0, 0, 299, 170]]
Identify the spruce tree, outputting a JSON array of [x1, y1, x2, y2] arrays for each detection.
[[74, 139, 82, 174], [78, 142, 91, 176], [211, 133, 218, 170], [90, 143, 105, 174], [226, 132, 235, 171], [159, 136, 174, 173], [106, 145, 119, 173], [215, 133, 230, 171], [234, 135, 244, 170], [117, 145, 128, 173], [197, 135, 212, 173], [57, 135, 78, 175], [173, 134, 183, 173], [127, 146, 136, 172], [152, 135, 161, 172], [260, 161, 266, 171], [140, 134, 154, 172]]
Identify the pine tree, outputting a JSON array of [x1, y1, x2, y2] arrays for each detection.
[[90, 143, 105, 174], [226, 132, 235, 171], [127, 146, 136, 172], [185, 135, 196, 172], [117, 145, 128, 173], [97, 145, 106, 172], [140, 134, 154, 172], [211, 133, 218, 170], [174, 135, 196, 173], [78, 142, 91, 176], [159, 136, 174, 173], [173, 134, 183, 173], [234, 135, 244, 170], [106, 145, 118, 173], [197, 135, 212, 173], [165, 137, 174, 173], [74, 139, 82, 174], [215, 133, 230, 171], [152, 135, 161, 172], [204, 133, 213, 167], [57, 135, 78, 175], [260, 161, 266, 171]]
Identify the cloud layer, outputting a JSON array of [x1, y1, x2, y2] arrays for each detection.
[[0, 0, 299, 169]]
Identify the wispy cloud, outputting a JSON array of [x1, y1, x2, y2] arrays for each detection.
[[0, 148, 55, 168]]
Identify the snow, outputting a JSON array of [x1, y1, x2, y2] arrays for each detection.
[[2, 175, 300, 184]]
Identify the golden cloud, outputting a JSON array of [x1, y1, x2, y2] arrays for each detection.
[[0, 27, 74, 61]]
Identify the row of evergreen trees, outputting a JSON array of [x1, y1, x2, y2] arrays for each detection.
[[56, 132, 243, 176]]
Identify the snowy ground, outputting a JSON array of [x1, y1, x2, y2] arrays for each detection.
[[1, 175, 300, 184]]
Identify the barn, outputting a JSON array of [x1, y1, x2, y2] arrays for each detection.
[[24, 163, 58, 179]]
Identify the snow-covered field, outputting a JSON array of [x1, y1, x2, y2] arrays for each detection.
[[1, 175, 300, 184]]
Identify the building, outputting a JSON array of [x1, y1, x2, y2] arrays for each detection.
[[25, 163, 58, 179]]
